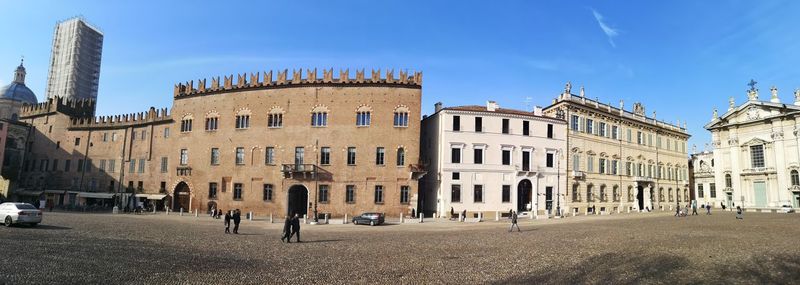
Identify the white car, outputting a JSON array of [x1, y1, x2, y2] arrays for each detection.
[[780, 205, 795, 214], [1, 202, 43, 227]]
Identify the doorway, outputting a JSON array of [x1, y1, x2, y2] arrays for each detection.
[[636, 186, 644, 210], [753, 181, 766, 207], [173, 182, 190, 211], [287, 185, 309, 217], [517, 179, 532, 212]]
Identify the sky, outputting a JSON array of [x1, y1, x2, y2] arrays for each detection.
[[2, 0, 800, 152]]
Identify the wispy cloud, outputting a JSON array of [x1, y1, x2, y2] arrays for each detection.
[[591, 9, 619, 48], [104, 55, 331, 75]]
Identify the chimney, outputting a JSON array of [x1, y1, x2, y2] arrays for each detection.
[[434, 102, 443, 112], [533, 106, 543, 116], [486, 100, 498, 112]]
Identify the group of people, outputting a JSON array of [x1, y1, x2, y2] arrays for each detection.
[[281, 214, 302, 243], [674, 203, 744, 219], [223, 209, 242, 234], [449, 207, 468, 221]]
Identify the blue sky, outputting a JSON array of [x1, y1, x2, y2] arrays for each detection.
[[2, 0, 800, 151]]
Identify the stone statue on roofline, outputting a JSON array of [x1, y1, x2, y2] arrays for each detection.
[[565, 81, 572, 95]]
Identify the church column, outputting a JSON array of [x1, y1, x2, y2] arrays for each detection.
[[771, 124, 788, 207]]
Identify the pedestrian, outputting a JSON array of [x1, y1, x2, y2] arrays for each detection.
[[592, 205, 596, 215], [706, 204, 711, 215], [224, 210, 231, 234], [451, 207, 455, 220], [674, 204, 680, 217], [289, 213, 301, 242], [281, 216, 292, 243], [721, 202, 726, 210], [210, 206, 215, 217], [411, 208, 416, 219], [509, 211, 520, 232], [736, 206, 743, 219], [232, 209, 241, 234], [692, 204, 698, 216], [462, 209, 467, 222], [508, 209, 513, 218]]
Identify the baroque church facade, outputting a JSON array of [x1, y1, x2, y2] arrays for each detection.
[[703, 84, 800, 209]]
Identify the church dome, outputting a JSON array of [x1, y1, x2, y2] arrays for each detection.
[[0, 60, 38, 104]]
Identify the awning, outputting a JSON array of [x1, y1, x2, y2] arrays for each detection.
[[14, 190, 43, 196], [134, 194, 167, 200], [77, 192, 115, 199], [44, 190, 71, 194]]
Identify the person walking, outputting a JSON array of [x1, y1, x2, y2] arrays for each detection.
[[232, 209, 242, 234], [289, 213, 301, 242], [691, 204, 698, 216], [706, 204, 711, 215], [509, 211, 520, 232], [736, 206, 743, 220], [461, 209, 467, 222], [281, 216, 292, 243], [674, 204, 680, 217], [224, 210, 231, 234], [450, 207, 455, 220]]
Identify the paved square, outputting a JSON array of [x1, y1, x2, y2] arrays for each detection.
[[1, 211, 799, 284]]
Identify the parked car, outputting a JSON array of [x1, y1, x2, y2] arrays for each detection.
[[352, 212, 385, 226], [1, 202, 43, 227], [780, 205, 795, 213]]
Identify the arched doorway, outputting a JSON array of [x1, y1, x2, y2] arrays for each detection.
[[174, 182, 191, 211], [517, 179, 532, 213], [636, 186, 644, 210], [287, 185, 309, 217]]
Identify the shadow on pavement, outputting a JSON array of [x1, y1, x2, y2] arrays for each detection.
[[715, 253, 800, 283], [32, 225, 72, 230], [297, 239, 344, 243]]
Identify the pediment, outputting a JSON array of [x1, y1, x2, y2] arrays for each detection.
[[705, 100, 800, 130], [740, 137, 769, 147]]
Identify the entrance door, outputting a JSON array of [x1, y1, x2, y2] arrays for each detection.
[[726, 193, 733, 209], [637, 186, 644, 210], [753, 181, 767, 207], [517, 179, 532, 212], [173, 182, 190, 211], [545, 186, 553, 213], [794, 193, 800, 208], [287, 185, 309, 217]]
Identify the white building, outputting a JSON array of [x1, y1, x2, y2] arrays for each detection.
[[45, 17, 103, 102], [690, 150, 718, 208], [704, 84, 800, 209], [420, 101, 567, 219]]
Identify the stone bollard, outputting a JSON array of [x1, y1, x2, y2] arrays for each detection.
[[180, 208, 184, 216], [303, 214, 308, 224], [194, 209, 198, 217], [249, 211, 253, 221], [325, 214, 329, 224], [585, 208, 589, 216], [400, 213, 405, 223], [419, 212, 423, 223], [495, 211, 500, 221], [458, 212, 463, 222], [270, 213, 274, 224], [616, 207, 620, 214], [669, 205, 672, 211], [572, 210, 576, 217], [344, 213, 348, 224], [166, 208, 170, 215], [153, 207, 156, 214], [627, 207, 630, 213]]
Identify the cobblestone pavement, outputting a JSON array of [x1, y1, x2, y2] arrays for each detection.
[[1, 210, 799, 284]]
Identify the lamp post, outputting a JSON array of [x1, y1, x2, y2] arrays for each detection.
[[556, 148, 562, 217], [313, 140, 319, 223]]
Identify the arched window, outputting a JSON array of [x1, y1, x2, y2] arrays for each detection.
[[235, 109, 251, 129], [599, 185, 606, 202], [205, 111, 219, 131], [668, 188, 673, 202], [791, 170, 799, 186], [356, 105, 372, 127], [394, 106, 410, 127], [572, 184, 580, 202], [180, 114, 193, 132], [311, 105, 329, 127], [587, 184, 594, 202], [268, 107, 284, 128], [396, 148, 405, 166], [627, 186, 634, 202], [659, 188, 664, 201], [612, 185, 619, 202], [725, 174, 732, 188]]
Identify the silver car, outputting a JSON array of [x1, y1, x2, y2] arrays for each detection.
[[1, 202, 43, 227]]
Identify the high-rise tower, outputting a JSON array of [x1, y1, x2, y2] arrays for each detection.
[[45, 17, 103, 102]]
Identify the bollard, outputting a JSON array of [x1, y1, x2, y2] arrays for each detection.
[[458, 212, 463, 222], [270, 213, 274, 224], [249, 211, 253, 221], [400, 213, 404, 223], [572, 210, 576, 217], [180, 208, 184, 216], [195, 209, 198, 217], [616, 207, 620, 214], [627, 207, 630, 213], [419, 212, 423, 223], [303, 214, 308, 224], [153, 207, 156, 214], [166, 208, 170, 215], [585, 208, 589, 216], [495, 211, 500, 221], [325, 214, 329, 224], [344, 213, 348, 224]]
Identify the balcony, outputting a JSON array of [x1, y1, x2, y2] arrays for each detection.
[[572, 170, 585, 179], [742, 167, 776, 175], [723, 187, 734, 193], [789, 185, 800, 193], [176, 166, 192, 176], [281, 164, 319, 180], [634, 176, 653, 183]]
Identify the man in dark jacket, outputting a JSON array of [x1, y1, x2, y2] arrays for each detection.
[[224, 210, 231, 234], [281, 216, 292, 243], [289, 213, 301, 242], [232, 209, 242, 234]]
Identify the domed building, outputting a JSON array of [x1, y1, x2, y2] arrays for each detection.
[[0, 60, 38, 120]]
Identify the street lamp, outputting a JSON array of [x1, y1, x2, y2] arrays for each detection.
[[556, 148, 562, 217]]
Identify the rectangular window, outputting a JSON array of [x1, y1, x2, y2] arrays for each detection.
[[502, 185, 511, 203], [523, 121, 530, 136], [103, 133, 108, 142], [451, 185, 461, 203], [452, 172, 460, 180], [502, 150, 511, 165], [522, 151, 530, 171], [697, 184, 704, 198], [750, 145, 765, 168], [98, 159, 106, 172], [160, 157, 168, 173], [587, 157, 594, 172], [637, 131, 643, 145], [75, 137, 80, 146], [547, 124, 554, 138], [451, 147, 461, 163], [235, 115, 250, 129], [627, 129, 632, 142], [235, 147, 245, 165], [612, 160, 618, 175], [65, 160, 71, 172], [265, 147, 275, 165], [396, 148, 405, 166], [108, 159, 115, 173], [474, 117, 482, 132], [346, 185, 356, 203], [52, 159, 58, 171], [394, 112, 409, 127], [211, 148, 220, 165], [233, 183, 243, 200], [586, 119, 594, 134], [626, 162, 632, 176], [374, 185, 384, 204], [400, 186, 410, 204], [453, 115, 461, 131], [376, 147, 385, 165], [268, 113, 283, 128], [709, 183, 716, 198], [611, 126, 618, 139], [180, 149, 188, 165], [473, 148, 483, 164], [164, 127, 170, 138], [320, 147, 330, 165], [573, 154, 580, 171], [599, 158, 606, 174], [209, 183, 218, 199], [131, 131, 136, 141], [648, 134, 653, 146], [138, 159, 145, 173], [318, 185, 329, 203], [263, 184, 273, 201], [570, 115, 579, 131], [502, 119, 510, 134], [546, 153, 554, 168], [347, 147, 357, 165], [129, 159, 136, 173], [85, 159, 92, 172], [473, 185, 483, 203], [77, 159, 83, 171], [599, 122, 606, 137]]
